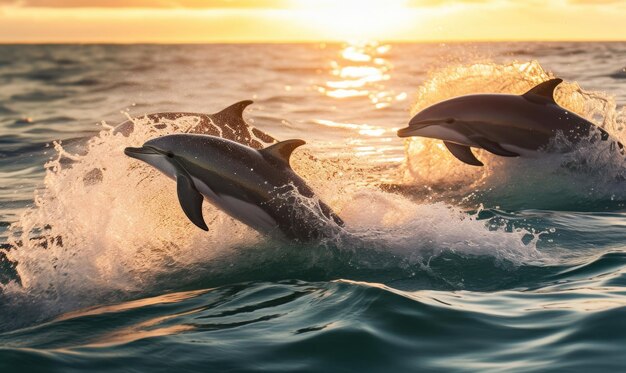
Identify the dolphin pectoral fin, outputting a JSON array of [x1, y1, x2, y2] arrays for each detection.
[[176, 171, 209, 231], [444, 142, 483, 166], [523, 78, 562, 103], [472, 138, 520, 157], [260, 139, 306, 166]]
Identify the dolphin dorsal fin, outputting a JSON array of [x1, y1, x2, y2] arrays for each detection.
[[522, 78, 562, 103], [212, 100, 254, 122], [260, 139, 306, 166]]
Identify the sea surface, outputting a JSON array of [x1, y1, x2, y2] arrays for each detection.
[[0, 42, 625, 372]]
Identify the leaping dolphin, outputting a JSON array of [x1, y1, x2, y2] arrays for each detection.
[[4, 102, 286, 257], [124, 134, 344, 241], [83, 100, 277, 185], [397, 78, 623, 166], [114, 100, 276, 149]]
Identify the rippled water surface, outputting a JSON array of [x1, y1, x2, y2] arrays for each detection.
[[0, 42, 625, 372]]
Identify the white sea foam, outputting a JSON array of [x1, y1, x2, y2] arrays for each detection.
[[9, 61, 611, 327], [0, 110, 543, 327], [401, 61, 626, 208]]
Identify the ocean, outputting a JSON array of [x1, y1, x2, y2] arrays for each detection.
[[0, 41, 625, 372]]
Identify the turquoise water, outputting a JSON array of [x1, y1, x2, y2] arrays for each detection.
[[0, 42, 625, 372]]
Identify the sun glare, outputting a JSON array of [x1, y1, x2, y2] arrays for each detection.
[[291, 0, 412, 41]]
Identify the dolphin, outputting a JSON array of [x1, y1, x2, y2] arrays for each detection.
[[397, 79, 623, 166], [84, 100, 277, 186], [4, 102, 284, 257], [114, 100, 276, 149], [124, 134, 344, 241]]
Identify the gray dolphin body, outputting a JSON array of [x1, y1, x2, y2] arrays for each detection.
[[125, 134, 343, 241], [397, 79, 623, 166]]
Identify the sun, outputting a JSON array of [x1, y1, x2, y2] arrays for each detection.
[[290, 0, 413, 41]]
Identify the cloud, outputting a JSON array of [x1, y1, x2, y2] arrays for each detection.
[[0, 0, 292, 8]]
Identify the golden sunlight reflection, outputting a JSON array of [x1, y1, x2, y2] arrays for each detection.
[[320, 41, 407, 109], [82, 309, 198, 348], [537, 295, 626, 312], [313, 119, 387, 137], [311, 40, 408, 167], [54, 289, 210, 322]]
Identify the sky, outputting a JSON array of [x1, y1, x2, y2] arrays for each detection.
[[0, 0, 625, 43]]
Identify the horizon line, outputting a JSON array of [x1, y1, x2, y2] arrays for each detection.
[[2, 39, 626, 45]]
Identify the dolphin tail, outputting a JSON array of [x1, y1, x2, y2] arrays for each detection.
[[444, 142, 484, 166]]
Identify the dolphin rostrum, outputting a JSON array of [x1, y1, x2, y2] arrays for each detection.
[[124, 134, 344, 241], [397, 78, 623, 166]]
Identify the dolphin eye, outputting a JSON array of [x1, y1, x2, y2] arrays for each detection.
[[445, 118, 455, 124], [166, 152, 174, 158]]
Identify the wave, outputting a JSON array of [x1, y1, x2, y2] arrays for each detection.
[[59, 77, 103, 87], [5, 66, 85, 84], [10, 90, 74, 103], [1, 279, 625, 371], [1, 58, 624, 337], [609, 67, 626, 79], [0, 112, 544, 331], [0, 105, 15, 115]]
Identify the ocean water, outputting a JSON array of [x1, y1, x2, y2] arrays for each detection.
[[0, 42, 625, 372]]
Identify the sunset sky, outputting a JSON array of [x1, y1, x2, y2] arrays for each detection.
[[1, 0, 625, 43]]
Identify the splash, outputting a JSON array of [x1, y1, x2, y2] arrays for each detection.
[[0, 111, 541, 330], [402, 61, 626, 210], [1, 116, 262, 328]]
